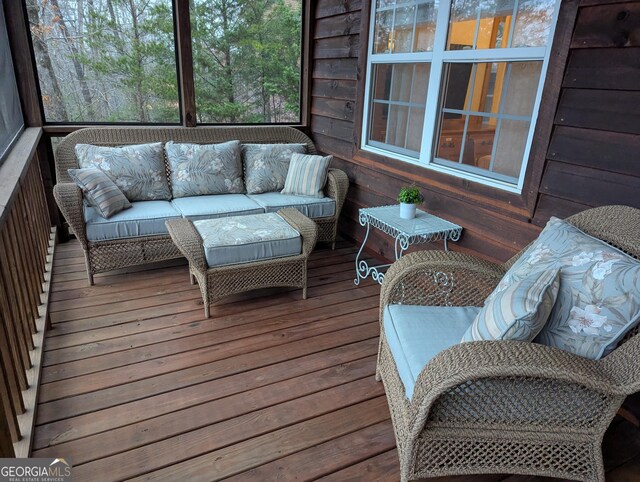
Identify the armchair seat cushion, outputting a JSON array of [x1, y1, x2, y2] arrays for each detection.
[[85, 201, 181, 242], [247, 192, 336, 219], [170, 194, 264, 221], [383, 304, 480, 399], [193, 212, 302, 268]]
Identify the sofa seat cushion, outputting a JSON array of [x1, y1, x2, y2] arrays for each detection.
[[193, 212, 302, 268], [171, 194, 264, 221], [85, 201, 181, 242], [384, 305, 480, 399], [247, 193, 335, 219]]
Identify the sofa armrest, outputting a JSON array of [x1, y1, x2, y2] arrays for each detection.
[[380, 250, 504, 318], [325, 168, 349, 219], [278, 208, 318, 256], [53, 182, 88, 248], [406, 340, 626, 439], [165, 219, 208, 273]]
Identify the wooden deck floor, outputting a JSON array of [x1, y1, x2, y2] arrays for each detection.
[[34, 240, 640, 481]]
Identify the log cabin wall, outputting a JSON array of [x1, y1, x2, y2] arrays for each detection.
[[310, 0, 640, 263]]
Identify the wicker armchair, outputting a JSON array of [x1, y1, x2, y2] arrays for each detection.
[[376, 205, 640, 482]]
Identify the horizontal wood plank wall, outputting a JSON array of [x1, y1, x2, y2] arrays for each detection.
[[535, 0, 640, 226], [310, 0, 640, 262]]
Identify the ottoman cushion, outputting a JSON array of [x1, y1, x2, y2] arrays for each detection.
[[193, 212, 302, 268]]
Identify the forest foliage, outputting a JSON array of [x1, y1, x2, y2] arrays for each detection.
[[26, 0, 302, 124]]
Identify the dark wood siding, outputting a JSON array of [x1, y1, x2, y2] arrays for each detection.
[[310, 0, 640, 262]]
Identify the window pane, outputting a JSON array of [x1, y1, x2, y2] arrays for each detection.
[[414, 3, 438, 52], [393, 6, 416, 53], [374, 10, 394, 54], [494, 119, 530, 178], [512, 0, 556, 47], [191, 0, 302, 124], [0, 0, 23, 164], [435, 61, 540, 181], [448, 0, 515, 50], [373, 1, 437, 54], [368, 63, 430, 156], [502, 61, 542, 117], [27, 0, 179, 123]]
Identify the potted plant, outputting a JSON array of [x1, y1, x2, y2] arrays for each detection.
[[397, 186, 424, 220]]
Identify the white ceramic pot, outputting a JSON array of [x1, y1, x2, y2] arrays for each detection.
[[399, 203, 417, 220]]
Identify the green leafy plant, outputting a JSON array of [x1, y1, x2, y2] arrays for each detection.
[[397, 186, 424, 204]]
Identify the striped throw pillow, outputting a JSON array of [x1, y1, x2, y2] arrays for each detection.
[[461, 268, 560, 343], [281, 153, 332, 198], [68, 168, 131, 219]]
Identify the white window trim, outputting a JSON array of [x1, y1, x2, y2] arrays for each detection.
[[361, 0, 562, 194]]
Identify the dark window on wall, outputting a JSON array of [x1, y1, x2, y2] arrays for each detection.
[[0, 0, 24, 165], [24, 0, 304, 126]]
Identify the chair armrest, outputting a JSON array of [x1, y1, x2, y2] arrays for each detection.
[[53, 182, 88, 247], [165, 219, 208, 272], [380, 250, 505, 315], [407, 340, 626, 438], [325, 168, 349, 219], [278, 208, 318, 256]]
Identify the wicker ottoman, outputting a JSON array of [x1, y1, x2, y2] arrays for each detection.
[[166, 208, 318, 318]]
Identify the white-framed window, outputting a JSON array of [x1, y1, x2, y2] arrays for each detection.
[[362, 0, 561, 193]]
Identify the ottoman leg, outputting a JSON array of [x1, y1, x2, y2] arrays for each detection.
[[303, 286, 307, 300]]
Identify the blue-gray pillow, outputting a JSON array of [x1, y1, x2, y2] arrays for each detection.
[[281, 153, 332, 198], [68, 168, 131, 219], [242, 143, 307, 194], [75, 142, 171, 201], [462, 268, 560, 343], [499, 217, 640, 359], [165, 140, 244, 198]]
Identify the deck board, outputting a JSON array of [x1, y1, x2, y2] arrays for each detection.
[[34, 240, 640, 481]]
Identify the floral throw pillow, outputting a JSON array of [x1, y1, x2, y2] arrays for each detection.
[[165, 140, 244, 198], [242, 143, 307, 194], [75, 143, 171, 201], [498, 217, 640, 359]]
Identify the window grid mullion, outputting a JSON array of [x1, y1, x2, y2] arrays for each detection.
[[507, 0, 520, 48]]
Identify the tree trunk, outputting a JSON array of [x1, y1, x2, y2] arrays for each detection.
[[221, 0, 236, 122], [25, 0, 69, 121], [128, 0, 148, 122], [50, 0, 95, 118]]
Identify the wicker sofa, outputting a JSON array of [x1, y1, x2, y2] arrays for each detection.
[[53, 126, 348, 284], [376, 205, 640, 482]]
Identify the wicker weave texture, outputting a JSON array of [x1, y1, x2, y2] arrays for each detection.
[[53, 127, 347, 283], [377, 205, 640, 482], [167, 208, 317, 318]]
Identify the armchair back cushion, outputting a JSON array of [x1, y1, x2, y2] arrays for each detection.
[[242, 143, 307, 194], [76, 142, 171, 201], [498, 217, 640, 359], [165, 140, 244, 197], [462, 268, 560, 343]]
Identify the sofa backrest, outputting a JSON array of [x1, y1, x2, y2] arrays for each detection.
[[55, 126, 316, 183]]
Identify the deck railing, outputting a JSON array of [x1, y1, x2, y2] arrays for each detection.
[[0, 128, 56, 457]]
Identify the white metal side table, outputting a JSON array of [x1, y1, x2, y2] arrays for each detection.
[[354, 205, 463, 285]]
